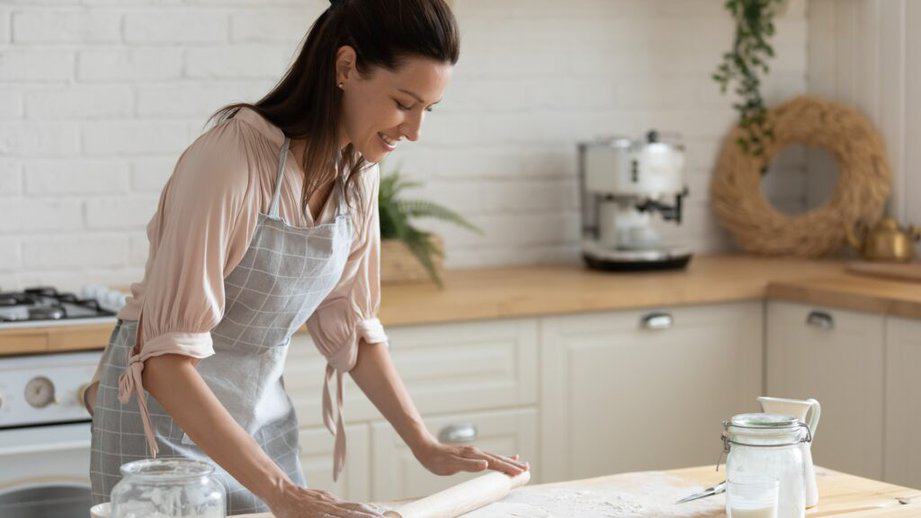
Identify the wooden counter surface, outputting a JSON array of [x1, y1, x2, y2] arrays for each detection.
[[231, 465, 921, 517], [377, 254, 844, 326], [4, 254, 921, 357], [768, 273, 921, 320]]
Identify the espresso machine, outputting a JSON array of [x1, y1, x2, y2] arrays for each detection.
[[578, 130, 692, 271]]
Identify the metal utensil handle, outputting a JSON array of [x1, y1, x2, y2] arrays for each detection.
[[641, 312, 673, 330], [676, 481, 726, 504], [806, 310, 834, 329], [438, 422, 478, 444]]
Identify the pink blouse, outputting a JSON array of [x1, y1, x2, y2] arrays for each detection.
[[90, 106, 388, 423]]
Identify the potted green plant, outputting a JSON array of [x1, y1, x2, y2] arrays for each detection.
[[378, 169, 482, 287], [712, 0, 786, 160]]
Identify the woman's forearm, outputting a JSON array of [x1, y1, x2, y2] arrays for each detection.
[[142, 354, 294, 505], [348, 339, 436, 453]]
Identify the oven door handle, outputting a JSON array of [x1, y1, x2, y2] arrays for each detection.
[[0, 439, 91, 456], [0, 422, 91, 456]]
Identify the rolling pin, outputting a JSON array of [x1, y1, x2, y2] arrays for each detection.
[[230, 471, 531, 518], [383, 470, 531, 518]]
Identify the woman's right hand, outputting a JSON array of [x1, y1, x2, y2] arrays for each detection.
[[266, 482, 384, 518]]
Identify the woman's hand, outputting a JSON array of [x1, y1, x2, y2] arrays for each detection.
[[413, 440, 530, 478], [266, 481, 384, 518]]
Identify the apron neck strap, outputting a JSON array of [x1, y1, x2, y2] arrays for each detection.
[[267, 137, 290, 219], [334, 167, 349, 217]]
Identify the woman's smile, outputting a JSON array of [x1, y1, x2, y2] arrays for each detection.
[[377, 132, 400, 152]]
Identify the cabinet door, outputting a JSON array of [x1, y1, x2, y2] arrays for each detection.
[[540, 302, 763, 483], [370, 407, 538, 501], [885, 316, 921, 488], [766, 301, 884, 479], [284, 319, 538, 427], [298, 424, 371, 501]]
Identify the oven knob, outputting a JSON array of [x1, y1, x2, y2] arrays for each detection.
[[77, 382, 92, 408], [24, 376, 56, 408]]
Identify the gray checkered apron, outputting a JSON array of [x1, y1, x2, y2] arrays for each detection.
[[90, 136, 354, 514]]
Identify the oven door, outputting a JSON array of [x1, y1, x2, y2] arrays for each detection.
[[0, 422, 93, 517]]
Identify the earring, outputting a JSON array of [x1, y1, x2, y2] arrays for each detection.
[[337, 82, 344, 89]]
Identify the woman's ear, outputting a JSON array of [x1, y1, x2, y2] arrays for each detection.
[[335, 45, 357, 87]]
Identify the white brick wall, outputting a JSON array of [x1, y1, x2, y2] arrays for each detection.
[[0, 0, 808, 290]]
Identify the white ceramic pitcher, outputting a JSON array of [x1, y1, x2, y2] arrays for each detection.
[[757, 396, 821, 509]]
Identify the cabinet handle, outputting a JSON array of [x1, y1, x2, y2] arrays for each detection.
[[640, 312, 673, 330], [806, 310, 834, 330], [438, 422, 478, 444]]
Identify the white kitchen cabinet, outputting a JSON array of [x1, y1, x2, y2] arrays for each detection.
[[766, 301, 885, 480], [884, 316, 921, 488], [298, 424, 371, 501], [540, 302, 763, 483], [284, 318, 538, 427], [370, 407, 538, 501]]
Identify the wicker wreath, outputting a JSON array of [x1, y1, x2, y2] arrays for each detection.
[[710, 95, 891, 257]]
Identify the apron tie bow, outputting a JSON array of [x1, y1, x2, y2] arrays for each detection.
[[118, 354, 160, 458], [322, 363, 347, 482]]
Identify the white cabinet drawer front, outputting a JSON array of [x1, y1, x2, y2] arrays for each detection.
[[541, 302, 763, 482], [284, 319, 538, 427], [766, 301, 884, 479], [370, 407, 538, 501], [298, 424, 371, 501], [885, 316, 921, 488], [541, 302, 763, 338]]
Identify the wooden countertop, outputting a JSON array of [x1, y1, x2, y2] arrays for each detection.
[[231, 465, 921, 517], [376, 254, 844, 326], [4, 254, 921, 357], [768, 273, 921, 321]]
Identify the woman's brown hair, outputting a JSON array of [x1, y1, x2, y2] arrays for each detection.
[[208, 0, 460, 212]]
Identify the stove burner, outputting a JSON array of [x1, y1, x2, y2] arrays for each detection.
[[29, 306, 65, 320], [24, 286, 59, 298], [0, 285, 116, 324]]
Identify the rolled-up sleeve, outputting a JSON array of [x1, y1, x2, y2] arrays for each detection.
[[306, 163, 388, 373], [117, 117, 258, 456]]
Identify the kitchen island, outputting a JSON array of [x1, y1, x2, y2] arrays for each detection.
[[231, 465, 921, 517]]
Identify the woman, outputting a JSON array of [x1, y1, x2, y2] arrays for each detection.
[[84, 0, 529, 516]]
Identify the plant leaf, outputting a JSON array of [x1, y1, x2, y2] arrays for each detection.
[[398, 199, 484, 235]]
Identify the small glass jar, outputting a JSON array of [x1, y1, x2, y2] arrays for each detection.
[[722, 413, 811, 518], [110, 458, 226, 518]]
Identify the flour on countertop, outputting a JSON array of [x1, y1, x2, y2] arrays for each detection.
[[462, 472, 724, 517]]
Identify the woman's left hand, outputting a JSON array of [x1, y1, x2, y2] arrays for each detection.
[[413, 441, 530, 478]]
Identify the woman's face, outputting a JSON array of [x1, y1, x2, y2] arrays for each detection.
[[337, 47, 453, 163]]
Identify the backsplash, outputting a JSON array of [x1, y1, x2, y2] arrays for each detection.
[[0, 0, 808, 290]]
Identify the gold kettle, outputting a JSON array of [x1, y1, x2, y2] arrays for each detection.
[[846, 217, 921, 262]]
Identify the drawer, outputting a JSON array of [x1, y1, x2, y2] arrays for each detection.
[[284, 318, 538, 427], [370, 407, 538, 501], [297, 423, 371, 501]]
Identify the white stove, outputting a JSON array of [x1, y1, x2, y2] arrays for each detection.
[[0, 285, 124, 516], [0, 351, 103, 516], [0, 351, 102, 429]]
